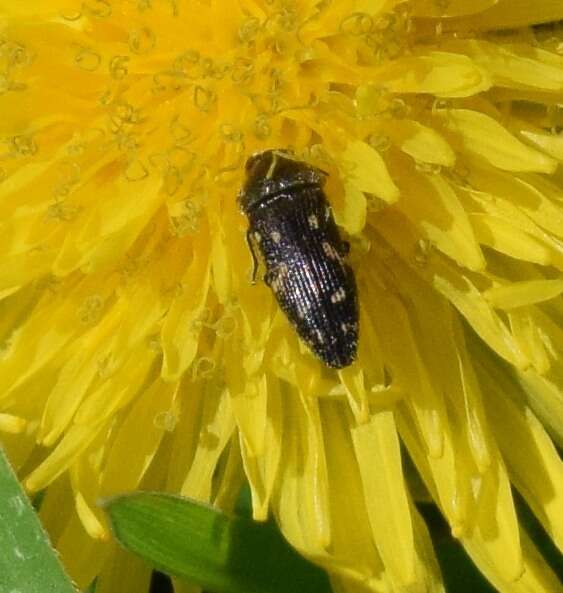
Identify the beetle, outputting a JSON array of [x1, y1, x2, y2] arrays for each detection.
[[238, 149, 358, 368]]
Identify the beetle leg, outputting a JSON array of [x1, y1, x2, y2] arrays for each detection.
[[246, 229, 260, 285]]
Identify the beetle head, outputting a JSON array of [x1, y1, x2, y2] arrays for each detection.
[[239, 149, 326, 213]]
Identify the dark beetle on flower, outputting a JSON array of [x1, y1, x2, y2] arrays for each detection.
[[238, 149, 359, 369]]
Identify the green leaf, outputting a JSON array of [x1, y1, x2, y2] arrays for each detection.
[[103, 491, 331, 593], [0, 447, 77, 593]]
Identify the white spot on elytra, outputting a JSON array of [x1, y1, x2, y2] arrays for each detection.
[[308, 214, 319, 229], [269, 264, 288, 294], [270, 231, 281, 244], [314, 329, 325, 344], [322, 241, 340, 261], [331, 287, 346, 303], [296, 299, 312, 319], [270, 277, 281, 292]]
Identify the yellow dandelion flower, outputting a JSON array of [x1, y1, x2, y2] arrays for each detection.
[[1, 1, 562, 592]]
